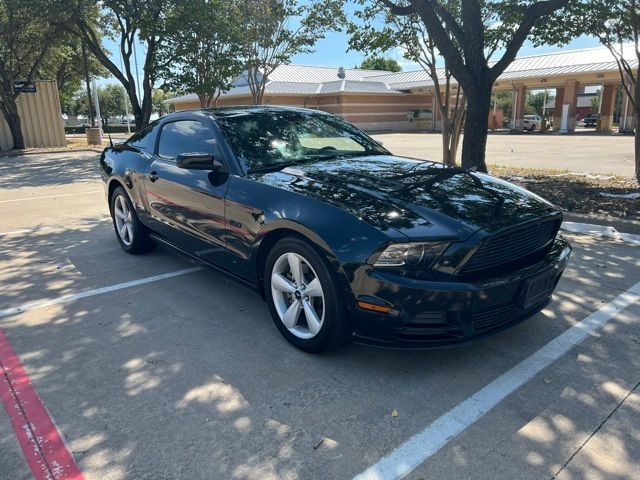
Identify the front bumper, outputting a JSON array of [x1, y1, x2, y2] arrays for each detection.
[[350, 238, 571, 348]]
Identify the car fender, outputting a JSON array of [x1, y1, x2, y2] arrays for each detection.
[[101, 146, 152, 219]]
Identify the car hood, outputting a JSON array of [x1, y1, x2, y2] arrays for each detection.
[[250, 155, 559, 241]]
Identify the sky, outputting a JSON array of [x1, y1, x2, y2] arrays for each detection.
[[291, 33, 601, 70]]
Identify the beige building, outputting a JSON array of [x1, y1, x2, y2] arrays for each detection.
[[168, 45, 637, 135], [0, 80, 66, 150]]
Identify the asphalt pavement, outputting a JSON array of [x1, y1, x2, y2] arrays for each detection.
[[0, 151, 638, 480]]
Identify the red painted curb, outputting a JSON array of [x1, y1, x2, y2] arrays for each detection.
[[0, 328, 85, 480]]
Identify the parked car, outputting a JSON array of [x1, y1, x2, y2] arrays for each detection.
[[100, 107, 571, 352], [583, 113, 600, 127], [523, 115, 548, 132]]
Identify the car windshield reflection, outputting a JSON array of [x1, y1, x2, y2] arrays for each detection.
[[212, 109, 389, 172]]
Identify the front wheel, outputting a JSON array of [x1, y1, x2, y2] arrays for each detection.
[[530, 124, 536, 132], [264, 237, 350, 353], [110, 186, 154, 254]]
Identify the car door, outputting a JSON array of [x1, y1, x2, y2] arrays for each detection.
[[142, 117, 230, 267]]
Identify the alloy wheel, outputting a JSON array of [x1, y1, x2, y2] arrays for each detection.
[[113, 194, 134, 246], [270, 252, 325, 339]]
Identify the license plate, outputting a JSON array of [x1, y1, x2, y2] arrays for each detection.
[[520, 269, 556, 310]]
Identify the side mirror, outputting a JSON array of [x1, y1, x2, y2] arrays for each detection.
[[176, 152, 222, 171]]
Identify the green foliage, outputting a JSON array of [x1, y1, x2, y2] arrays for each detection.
[[152, 89, 175, 117], [65, 125, 131, 134], [97, 83, 130, 125], [241, 0, 344, 104], [158, 0, 244, 107], [0, 0, 67, 147], [63, 83, 130, 125], [61, 0, 179, 129], [533, 0, 623, 47], [525, 90, 552, 116], [359, 56, 402, 72], [38, 35, 107, 111], [591, 89, 601, 111]]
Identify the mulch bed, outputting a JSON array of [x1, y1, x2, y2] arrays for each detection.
[[489, 165, 640, 220]]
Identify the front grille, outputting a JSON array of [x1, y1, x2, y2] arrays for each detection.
[[473, 298, 548, 333], [473, 302, 523, 331], [461, 219, 560, 274]]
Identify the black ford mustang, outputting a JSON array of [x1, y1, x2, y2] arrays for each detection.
[[100, 106, 571, 352]]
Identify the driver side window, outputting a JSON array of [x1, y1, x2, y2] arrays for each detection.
[[157, 120, 218, 160]]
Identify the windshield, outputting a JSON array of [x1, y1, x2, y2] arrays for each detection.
[[214, 110, 389, 172]]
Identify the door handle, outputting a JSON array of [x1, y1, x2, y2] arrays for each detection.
[[148, 171, 158, 182]]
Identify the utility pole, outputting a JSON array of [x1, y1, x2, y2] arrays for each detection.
[[81, 42, 95, 128], [120, 51, 131, 134], [91, 78, 102, 129]]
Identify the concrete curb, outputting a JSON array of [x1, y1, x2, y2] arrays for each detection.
[[563, 212, 640, 235]]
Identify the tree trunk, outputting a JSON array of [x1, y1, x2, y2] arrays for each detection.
[[442, 130, 452, 166], [1, 100, 25, 150], [460, 87, 491, 172], [127, 82, 144, 131]]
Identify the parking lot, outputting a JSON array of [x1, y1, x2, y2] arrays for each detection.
[[1, 151, 639, 480], [371, 132, 636, 177]]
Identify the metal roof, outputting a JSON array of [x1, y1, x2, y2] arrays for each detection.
[[361, 45, 636, 89], [265, 64, 392, 83], [545, 93, 599, 109], [317, 79, 400, 94], [166, 79, 398, 103], [167, 45, 633, 104]]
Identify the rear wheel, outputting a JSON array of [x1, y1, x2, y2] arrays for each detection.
[[529, 124, 536, 132], [265, 237, 350, 353], [110, 186, 154, 254]]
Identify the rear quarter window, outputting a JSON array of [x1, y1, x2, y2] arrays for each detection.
[[127, 122, 160, 153]]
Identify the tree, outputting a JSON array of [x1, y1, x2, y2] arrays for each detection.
[[97, 83, 129, 125], [0, 0, 63, 149], [349, 1, 466, 166], [63, 88, 90, 123], [38, 35, 107, 111], [590, 88, 601, 112], [62, 0, 175, 130], [359, 56, 402, 72], [152, 89, 174, 117], [526, 90, 547, 115], [159, 0, 244, 108], [493, 91, 513, 128], [241, 0, 344, 105], [371, 0, 572, 172]]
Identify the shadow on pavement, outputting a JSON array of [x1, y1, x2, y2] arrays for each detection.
[[0, 226, 638, 480], [0, 152, 100, 189]]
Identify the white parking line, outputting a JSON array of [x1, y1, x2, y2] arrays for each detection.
[[0, 267, 202, 318], [354, 280, 640, 480], [0, 190, 102, 203]]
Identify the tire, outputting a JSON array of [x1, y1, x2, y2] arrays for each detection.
[[264, 237, 350, 353], [530, 124, 536, 132], [110, 186, 154, 254]]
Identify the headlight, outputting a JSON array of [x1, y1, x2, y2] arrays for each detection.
[[374, 242, 449, 268]]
